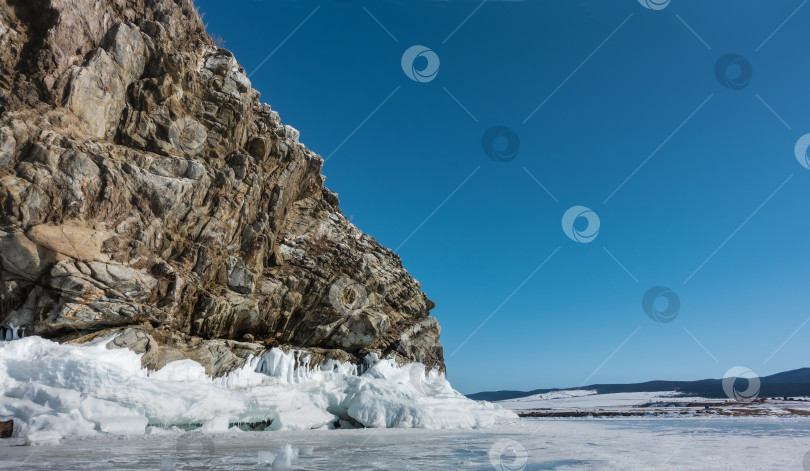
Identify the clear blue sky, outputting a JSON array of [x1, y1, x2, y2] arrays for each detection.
[[195, 0, 810, 394]]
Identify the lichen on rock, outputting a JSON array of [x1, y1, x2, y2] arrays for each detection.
[[0, 0, 443, 376]]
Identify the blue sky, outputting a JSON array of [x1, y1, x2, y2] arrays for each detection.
[[195, 0, 810, 393]]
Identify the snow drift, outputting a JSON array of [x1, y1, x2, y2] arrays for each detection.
[[0, 336, 515, 439]]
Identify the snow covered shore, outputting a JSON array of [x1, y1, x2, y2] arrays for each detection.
[[0, 336, 515, 440]]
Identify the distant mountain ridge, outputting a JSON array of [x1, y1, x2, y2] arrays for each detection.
[[468, 368, 810, 401]]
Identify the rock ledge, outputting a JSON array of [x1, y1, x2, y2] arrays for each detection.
[[0, 0, 443, 375]]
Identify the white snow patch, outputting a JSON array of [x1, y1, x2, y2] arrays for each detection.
[[499, 389, 597, 405], [24, 430, 61, 446], [0, 336, 515, 438], [497, 390, 683, 410]]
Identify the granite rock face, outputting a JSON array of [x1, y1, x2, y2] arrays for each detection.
[[0, 0, 444, 375]]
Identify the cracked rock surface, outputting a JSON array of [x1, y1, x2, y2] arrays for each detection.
[[0, 0, 443, 375]]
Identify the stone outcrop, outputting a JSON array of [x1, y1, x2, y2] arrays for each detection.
[[0, 419, 11, 438], [0, 0, 444, 375]]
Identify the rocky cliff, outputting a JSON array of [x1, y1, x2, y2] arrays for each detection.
[[0, 0, 444, 375]]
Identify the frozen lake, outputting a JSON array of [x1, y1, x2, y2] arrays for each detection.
[[2, 417, 809, 470]]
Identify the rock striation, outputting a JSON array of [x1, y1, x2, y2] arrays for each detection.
[[0, 0, 443, 375]]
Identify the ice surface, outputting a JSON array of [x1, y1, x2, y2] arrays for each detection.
[[1, 418, 808, 470], [0, 336, 515, 440], [257, 450, 276, 466]]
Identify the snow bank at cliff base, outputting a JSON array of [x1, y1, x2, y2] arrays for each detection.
[[0, 336, 515, 439]]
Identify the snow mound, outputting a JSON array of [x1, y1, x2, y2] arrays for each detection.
[[0, 336, 515, 438], [24, 430, 61, 446]]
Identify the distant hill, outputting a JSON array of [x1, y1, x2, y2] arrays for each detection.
[[467, 368, 810, 401]]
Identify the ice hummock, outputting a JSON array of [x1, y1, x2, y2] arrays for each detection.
[[0, 335, 515, 440], [0, 323, 24, 341]]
